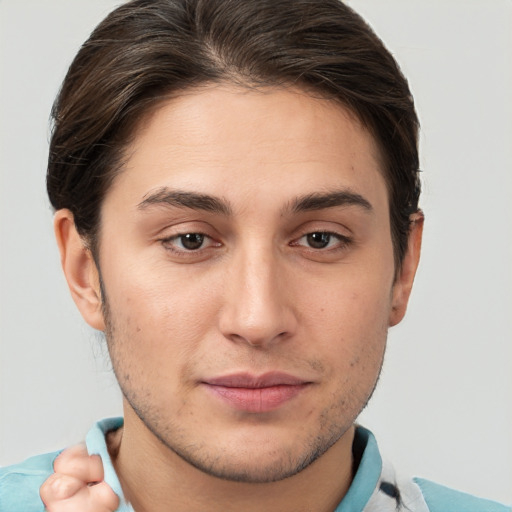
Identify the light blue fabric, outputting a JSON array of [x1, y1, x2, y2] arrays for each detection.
[[335, 426, 382, 511], [1, 419, 510, 512], [0, 450, 60, 511], [414, 478, 511, 512], [85, 417, 133, 512], [0, 418, 133, 512]]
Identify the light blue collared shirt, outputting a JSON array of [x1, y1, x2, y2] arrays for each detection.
[[1, 418, 509, 512]]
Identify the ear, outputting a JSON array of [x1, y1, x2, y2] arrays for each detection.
[[54, 209, 105, 331], [389, 211, 424, 327]]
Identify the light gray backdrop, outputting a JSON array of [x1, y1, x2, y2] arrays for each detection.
[[1, 0, 511, 504]]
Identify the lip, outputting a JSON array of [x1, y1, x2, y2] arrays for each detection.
[[202, 372, 311, 413]]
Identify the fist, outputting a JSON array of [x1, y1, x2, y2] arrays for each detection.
[[40, 444, 119, 512]]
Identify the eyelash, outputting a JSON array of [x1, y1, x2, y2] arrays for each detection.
[[290, 231, 352, 252], [160, 230, 351, 255], [160, 233, 219, 254]]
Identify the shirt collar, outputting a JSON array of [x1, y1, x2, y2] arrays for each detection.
[[86, 418, 382, 512]]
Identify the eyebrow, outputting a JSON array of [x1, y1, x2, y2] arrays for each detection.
[[137, 187, 373, 216], [137, 187, 232, 215], [288, 190, 373, 214]]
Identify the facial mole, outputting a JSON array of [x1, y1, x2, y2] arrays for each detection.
[[349, 356, 360, 368]]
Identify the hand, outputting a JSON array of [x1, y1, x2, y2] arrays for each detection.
[[40, 444, 119, 512]]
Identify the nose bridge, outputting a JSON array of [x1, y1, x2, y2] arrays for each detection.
[[219, 238, 295, 347]]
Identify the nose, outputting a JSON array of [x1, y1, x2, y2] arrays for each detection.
[[218, 245, 297, 348]]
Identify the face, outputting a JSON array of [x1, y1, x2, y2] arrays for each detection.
[[64, 85, 417, 483]]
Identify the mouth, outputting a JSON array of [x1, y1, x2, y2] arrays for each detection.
[[201, 372, 312, 413]]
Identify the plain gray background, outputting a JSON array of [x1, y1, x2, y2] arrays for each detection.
[[1, 0, 511, 504]]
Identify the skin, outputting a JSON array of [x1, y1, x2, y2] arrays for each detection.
[[54, 85, 422, 512]]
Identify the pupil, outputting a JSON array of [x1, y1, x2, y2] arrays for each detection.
[[307, 232, 330, 249], [181, 233, 204, 250]]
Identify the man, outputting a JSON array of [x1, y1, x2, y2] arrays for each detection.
[[0, 0, 509, 511]]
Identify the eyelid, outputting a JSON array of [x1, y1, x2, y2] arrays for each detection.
[[290, 218, 352, 241], [154, 219, 219, 241]]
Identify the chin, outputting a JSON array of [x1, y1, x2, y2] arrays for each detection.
[[154, 419, 345, 484], [174, 445, 323, 484]]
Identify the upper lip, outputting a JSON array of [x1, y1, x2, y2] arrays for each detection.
[[203, 372, 309, 388]]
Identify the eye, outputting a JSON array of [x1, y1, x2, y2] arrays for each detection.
[[293, 231, 350, 250], [305, 232, 333, 249], [162, 233, 217, 251], [177, 233, 205, 250]]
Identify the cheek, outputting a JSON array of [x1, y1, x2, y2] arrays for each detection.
[[302, 268, 393, 335], [320, 288, 389, 408], [297, 268, 392, 376], [101, 262, 222, 374]]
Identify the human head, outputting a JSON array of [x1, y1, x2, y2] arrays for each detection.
[[49, 0, 424, 487], [46, 0, 420, 269]]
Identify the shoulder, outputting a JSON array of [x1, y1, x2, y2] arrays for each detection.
[[0, 450, 60, 512], [414, 477, 511, 512]]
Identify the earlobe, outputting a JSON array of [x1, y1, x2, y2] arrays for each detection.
[[54, 209, 105, 331], [389, 212, 424, 327]]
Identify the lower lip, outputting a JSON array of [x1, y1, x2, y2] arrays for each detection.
[[204, 384, 309, 413]]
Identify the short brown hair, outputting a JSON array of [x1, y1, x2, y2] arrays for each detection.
[[47, 0, 420, 266]]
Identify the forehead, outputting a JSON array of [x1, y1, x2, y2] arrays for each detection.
[[108, 85, 387, 214]]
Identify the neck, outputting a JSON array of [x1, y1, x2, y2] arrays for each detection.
[[108, 403, 355, 512]]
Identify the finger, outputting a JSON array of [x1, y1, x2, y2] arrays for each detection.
[[89, 481, 120, 511], [41, 476, 120, 512], [53, 445, 104, 483], [40, 473, 86, 503]]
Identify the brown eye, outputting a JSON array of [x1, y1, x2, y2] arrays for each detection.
[[178, 233, 204, 250], [292, 231, 351, 253], [306, 232, 332, 249], [160, 231, 222, 260]]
